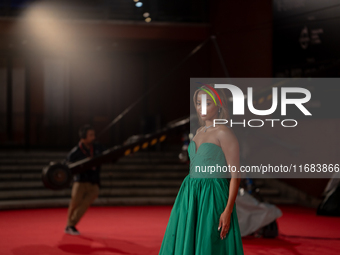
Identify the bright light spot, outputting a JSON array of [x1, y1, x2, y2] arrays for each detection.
[[135, 2, 143, 7], [133, 0, 139, 2], [143, 12, 149, 18], [145, 17, 151, 22]]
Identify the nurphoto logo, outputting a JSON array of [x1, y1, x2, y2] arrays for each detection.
[[198, 83, 312, 128]]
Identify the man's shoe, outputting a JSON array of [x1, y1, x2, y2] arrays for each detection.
[[65, 226, 80, 235]]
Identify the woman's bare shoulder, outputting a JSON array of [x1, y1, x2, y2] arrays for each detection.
[[216, 125, 238, 144]]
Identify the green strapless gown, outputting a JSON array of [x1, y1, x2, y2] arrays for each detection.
[[158, 140, 244, 255]]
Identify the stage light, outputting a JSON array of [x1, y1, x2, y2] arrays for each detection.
[[143, 12, 149, 18], [145, 17, 151, 22], [135, 2, 143, 7]]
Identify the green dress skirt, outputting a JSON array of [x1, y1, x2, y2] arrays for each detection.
[[158, 140, 244, 255]]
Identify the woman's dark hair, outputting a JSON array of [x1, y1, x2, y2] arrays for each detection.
[[79, 124, 95, 139]]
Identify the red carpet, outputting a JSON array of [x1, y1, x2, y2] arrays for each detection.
[[0, 205, 339, 255]]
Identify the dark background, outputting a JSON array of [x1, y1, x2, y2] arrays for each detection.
[[0, 0, 339, 199]]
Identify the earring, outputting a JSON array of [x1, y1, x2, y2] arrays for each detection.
[[218, 108, 221, 113]]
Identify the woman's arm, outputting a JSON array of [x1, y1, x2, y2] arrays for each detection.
[[217, 126, 241, 239]]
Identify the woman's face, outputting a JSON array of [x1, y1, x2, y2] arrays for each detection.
[[196, 91, 219, 122]]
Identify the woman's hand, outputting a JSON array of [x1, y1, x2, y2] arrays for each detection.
[[218, 210, 231, 239]]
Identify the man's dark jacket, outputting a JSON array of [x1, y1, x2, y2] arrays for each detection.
[[65, 142, 105, 187]]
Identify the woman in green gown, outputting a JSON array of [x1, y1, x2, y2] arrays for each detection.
[[158, 84, 244, 255]]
